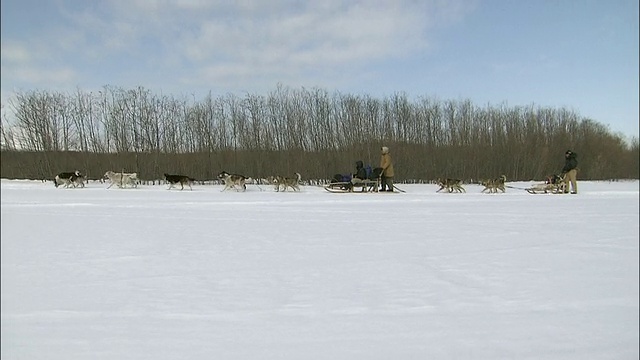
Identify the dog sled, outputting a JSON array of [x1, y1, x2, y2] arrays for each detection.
[[324, 165, 383, 193], [525, 183, 564, 194], [525, 174, 566, 194], [324, 178, 381, 193]]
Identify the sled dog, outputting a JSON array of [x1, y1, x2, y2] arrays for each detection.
[[547, 174, 565, 193], [218, 171, 247, 192], [274, 173, 302, 192], [436, 178, 465, 193], [481, 175, 507, 193], [104, 171, 138, 189], [164, 173, 195, 190], [370, 167, 384, 180], [54, 170, 85, 188], [265, 176, 279, 191]]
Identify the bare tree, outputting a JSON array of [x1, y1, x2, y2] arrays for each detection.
[[1, 85, 637, 181]]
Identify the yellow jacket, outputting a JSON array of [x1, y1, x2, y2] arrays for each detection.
[[380, 152, 394, 177]]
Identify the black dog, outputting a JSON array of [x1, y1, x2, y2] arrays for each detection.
[[164, 173, 195, 190], [369, 167, 384, 181], [54, 170, 84, 188]]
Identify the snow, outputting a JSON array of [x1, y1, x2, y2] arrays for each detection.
[[1, 179, 638, 360]]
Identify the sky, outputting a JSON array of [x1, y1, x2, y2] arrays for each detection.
[[1, 0, 638, 139], [1, 179, 638, 359]]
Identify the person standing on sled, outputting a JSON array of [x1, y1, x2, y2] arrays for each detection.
[[379, 146, 395, 192], [561, 150, 578, 194]]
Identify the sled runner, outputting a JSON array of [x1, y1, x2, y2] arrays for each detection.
[[526, 184, 557, 194], [525, 184, 565, 194]]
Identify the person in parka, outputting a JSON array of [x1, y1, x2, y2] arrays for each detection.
[[561, 150, 578, 194], [350, 160, 368, 190], [353, 160, 367, 180], [379, 146, 395, 191]]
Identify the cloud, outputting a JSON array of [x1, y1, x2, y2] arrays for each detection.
[[17, 66, 77, 85], [2, 63, 78, 89], [189, 2, 431, 63], [1, 42, 31, 63], [1, 0, 474, 95], [171, 1, 458, 88], [0, 40, 78, 98]]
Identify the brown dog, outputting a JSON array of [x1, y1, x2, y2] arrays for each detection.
[[274, 173, 302, 192], [436, 178, 465, 193], [481, 175, 507, 193]]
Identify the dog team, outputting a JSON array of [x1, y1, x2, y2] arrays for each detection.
[[52, 170, 303, 192], [435, 173, 568, 194], [53, 171, 569, 194], [432, 149, 578, 195], [53, 149, 579, 194], [435, 175, 507, 194]]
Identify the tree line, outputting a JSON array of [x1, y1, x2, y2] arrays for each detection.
[[1, 85, 638, 182]]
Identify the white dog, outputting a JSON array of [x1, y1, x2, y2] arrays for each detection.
[[104, 171, 138, 189]]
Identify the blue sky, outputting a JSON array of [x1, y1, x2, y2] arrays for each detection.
[[1, 0, 638, 139]]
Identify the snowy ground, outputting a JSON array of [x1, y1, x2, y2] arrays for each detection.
[[1, 179, 638, 360]]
